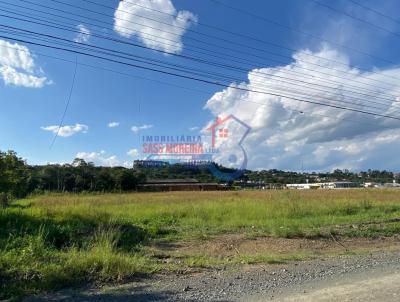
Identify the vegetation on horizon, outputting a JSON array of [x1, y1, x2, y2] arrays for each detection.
[[1, 150, 398, 203]]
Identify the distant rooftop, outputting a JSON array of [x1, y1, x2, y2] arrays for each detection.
[[144, 179, 199, 184]]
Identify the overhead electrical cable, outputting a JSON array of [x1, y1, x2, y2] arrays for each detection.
[[50, 55, 78, 149], [311, 0, 400, 39], [1, 12, 400, 112], [5, 0, 400, 100], [2, 33, 400, 123], [209, 0, 400, 66], [3, 4, 399, 103], [3, 23, 400, 113], [27, 0, 400, 86], [81, 0, 400, 77], [348, 0, 400, 25], [0, 38, 398, 133]]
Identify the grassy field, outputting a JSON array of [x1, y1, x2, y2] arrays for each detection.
[[1, 189, 400, 299]]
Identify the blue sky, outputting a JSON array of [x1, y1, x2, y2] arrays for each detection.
[[1, 0, 400, 171]]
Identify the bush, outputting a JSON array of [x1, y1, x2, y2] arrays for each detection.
[[0, 193, 8, 208], [0, 212, 156, 299]]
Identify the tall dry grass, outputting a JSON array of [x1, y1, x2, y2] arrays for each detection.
[[30, 189, 400, 238]]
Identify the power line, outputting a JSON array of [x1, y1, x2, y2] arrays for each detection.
[[210, 0, 400, 66], [2, 33, 400, 123], [0, 36, 212, 95], [311, 0, 400, 39], [2, 26, 266, 86], [2, 20, 399, 116], [6, 0, 400, 96], [42, 0, 400, 85], [1, 36, 398, 134], [50, 55, 78, 149], [2, 10, 400, 112], [347, 0, 400, 25], [4, 23, 400, 113], [3, 2, 400, 115], [116, 0, 400, 71], [0, 34, 305, 120], [4, 3, 400, 103]]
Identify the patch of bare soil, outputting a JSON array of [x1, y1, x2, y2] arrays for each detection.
[[152, 234, 400, 258]]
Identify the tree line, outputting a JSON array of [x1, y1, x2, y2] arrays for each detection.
[[1, 150, 398, 204], [241, 168, 398, 185], [0, 151, 145, 203]]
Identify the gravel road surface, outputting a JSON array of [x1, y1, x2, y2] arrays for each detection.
[[25, 250, 400, 302]]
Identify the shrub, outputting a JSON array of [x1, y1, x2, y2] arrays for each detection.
[[0, 193, 9, 208]]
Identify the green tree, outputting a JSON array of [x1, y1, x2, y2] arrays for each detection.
[[0, 150, 30, 198]]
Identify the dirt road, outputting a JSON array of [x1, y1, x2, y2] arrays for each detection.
[[25, 250, 400, 302], [262, 272, 400, 302]]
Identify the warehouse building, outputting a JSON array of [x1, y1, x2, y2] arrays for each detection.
[[138, 179, 225, 191], [287, 181, 360, 189]]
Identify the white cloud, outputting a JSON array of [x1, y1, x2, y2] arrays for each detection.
[[76, 151, 120, 167], [131, 124, 153, 133], [74, 24, 91, 43], [41, 123, 88, 137], [189, 126, 199, 131], [122, 161, 133, 168], [114, 0, 197, 54], [108, 121, 120, 128], [0, 39, 48, 88], [75, 151, 134, 167], [127, 148, 139, 158], [203, 45, 400, 171], [0, 66, 47, 88]]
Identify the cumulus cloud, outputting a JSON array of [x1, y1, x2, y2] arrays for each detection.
[[41, 123, 88, 137], [0, 39, 48, 88], [74, 24, 91, 43], [76, 150, 120, 167], [108, 121, 120, 128], [75, 151, 134, 167], [203, 45, 400, 171], [131, 124, 153, 133], [127, 148, 139, 158], [0, 66, 47, 88], [114, 0, 197, 54]]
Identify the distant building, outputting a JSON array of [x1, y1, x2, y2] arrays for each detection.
[[320, 182, 360, 189], [286, 183, 321, 190], [134, 160, 169, 168], [287, 182, 360, 189], [138, 179, 225, 191], [383, 182, 400, 188], [364, 182, 381, 188], [233, 180, 282, 190]]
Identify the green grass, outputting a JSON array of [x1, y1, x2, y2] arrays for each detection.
[[1, 189, 400, 299]]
